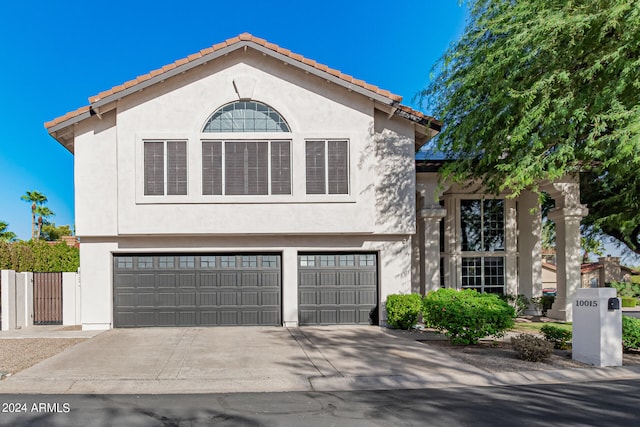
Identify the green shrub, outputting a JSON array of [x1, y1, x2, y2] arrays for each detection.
[[386, 294, 423, 330], [609, 281, 640, 298], [540, 295, 555, 314], [422, 288, 516, 345], [0, 240, 79, 272], [501, 294, 529, 316], [511, 334, 553, 362], [622, 297, 637, 308], [540, 324, 572, 349], [622, 315, 640, 352]]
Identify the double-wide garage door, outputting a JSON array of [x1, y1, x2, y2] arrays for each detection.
[[113, 254, 281, 327]]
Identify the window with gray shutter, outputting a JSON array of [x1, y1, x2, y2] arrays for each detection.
[[202, 141, 222, 195], [271, 141, 291, 195], [167, 141, 187, 195], [144, 141, 165, 196], [305, 141, 326, 194], [305, 140, 348, 195], [225, 141, 269, 195], [328, 140, 348, 194]]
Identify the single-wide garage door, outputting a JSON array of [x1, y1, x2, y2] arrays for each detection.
[[113, 254, 281, 327], [298, 253, 377, 325]]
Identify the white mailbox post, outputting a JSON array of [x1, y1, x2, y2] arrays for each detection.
[[572, 288, 622, 367]]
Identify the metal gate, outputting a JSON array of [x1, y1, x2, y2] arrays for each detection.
[[33, 272, 63, 325]]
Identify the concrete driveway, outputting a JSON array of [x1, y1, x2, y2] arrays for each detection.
[[1, 326, 639, 394]]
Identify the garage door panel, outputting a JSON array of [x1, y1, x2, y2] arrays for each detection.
[[200, 273, 218, 287], [299, 272, 316, 286], [199, 292, 218, 306], [139, 274, 156, 287], [114, 254, 281, 327], [178, 274, 196, 287], [338, 272, 356, 285], [220, 273, 238, 286], [299, 253, 377, 326]]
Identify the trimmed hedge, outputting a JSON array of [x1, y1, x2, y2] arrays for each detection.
[[622, 315, 640, 352], [621, 297, 637, 308], [386, 294, 423, 330], [423, 288, 515, 345], [0, 240, 79, 272]]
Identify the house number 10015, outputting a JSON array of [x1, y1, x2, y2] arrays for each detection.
[[576, 300, 598, 307]]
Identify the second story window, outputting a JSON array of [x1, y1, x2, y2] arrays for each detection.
[[202, 101, 292, 196], [305, 140, 348, 195], [144, 140, 187, 196]]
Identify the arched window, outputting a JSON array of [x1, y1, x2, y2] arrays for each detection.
[[203, 101, 290, 133]]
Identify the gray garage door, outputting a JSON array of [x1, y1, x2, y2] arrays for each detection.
[[113, 254, 281, 327], [298, 253, 378, 325]]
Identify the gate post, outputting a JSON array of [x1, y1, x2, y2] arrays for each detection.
[[1, 270, 16, 331]]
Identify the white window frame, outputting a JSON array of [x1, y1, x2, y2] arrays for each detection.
[[201, 139, 292, 196], [305, 139, 350, 195], [143, 139, 188, 197]]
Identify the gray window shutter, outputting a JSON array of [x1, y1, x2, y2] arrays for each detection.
[[225, 141, 268, 195], [327, 140, 348, 194], [270, 141, 291, 195], [202, 141, 222, 195], [166, 141, 188, 195], [305, 140, 326, 194], [144, 141, 164, 196]]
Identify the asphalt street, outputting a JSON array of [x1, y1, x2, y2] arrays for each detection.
[[1, 379, 639, 426]]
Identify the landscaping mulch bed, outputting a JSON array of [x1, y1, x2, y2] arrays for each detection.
[[402, 328, 640, 373]]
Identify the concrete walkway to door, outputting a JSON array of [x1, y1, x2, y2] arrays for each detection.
[[1, 326, 640, 394]]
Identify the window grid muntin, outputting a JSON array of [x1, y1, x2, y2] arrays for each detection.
[[359, 254, 375, 267], [242, 255, 258, 268], [137, 257, 153, 269], [203, 101, 290, 133], [116, 257, 133, 269], [262, 255, 278, 268], [220, 256, 236, 268], [200, 256, 216, 268], [299, 255, 315, 267], [461, 256, 505, 294], [460, 199, 505, 252], [338, 255, 355, 267], [179, 256, 195, 268], [158, 256, 174, 269], [319, 255, 336, 267]]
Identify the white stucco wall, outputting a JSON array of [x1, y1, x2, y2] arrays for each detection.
[[70, 49, 419, 329], [79, 235, 413, 328]]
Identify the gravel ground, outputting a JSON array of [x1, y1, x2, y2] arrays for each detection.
[[0, 338, 86, 377], [396, 328, 640, 373]]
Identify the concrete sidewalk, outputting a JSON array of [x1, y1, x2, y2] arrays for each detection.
[[1, 326, 640, 394]]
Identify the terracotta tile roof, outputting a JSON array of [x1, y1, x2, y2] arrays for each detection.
[[45, 33, 439, 131], [581, 263, 602, 274]]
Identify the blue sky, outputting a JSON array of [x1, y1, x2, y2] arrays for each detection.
[[0, 1, 468, 241]]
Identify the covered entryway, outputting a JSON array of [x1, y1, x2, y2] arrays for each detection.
[[113, 253, 281, 327], [298, 253, 378, 325]]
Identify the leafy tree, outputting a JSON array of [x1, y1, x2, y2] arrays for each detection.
[[34, 206, 55, 240], [421, 0, 640, 254], [41, 223, 73, 241], [0, 220, 17, 243], [21, 190, 47, 240]]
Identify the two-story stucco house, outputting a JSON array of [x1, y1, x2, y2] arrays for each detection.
[[46, 33, 587, 330]]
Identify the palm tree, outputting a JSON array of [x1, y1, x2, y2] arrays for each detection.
[[34, 206, 55, 240], [0, 220, 17, 243], [21, 190, 47, 240]]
